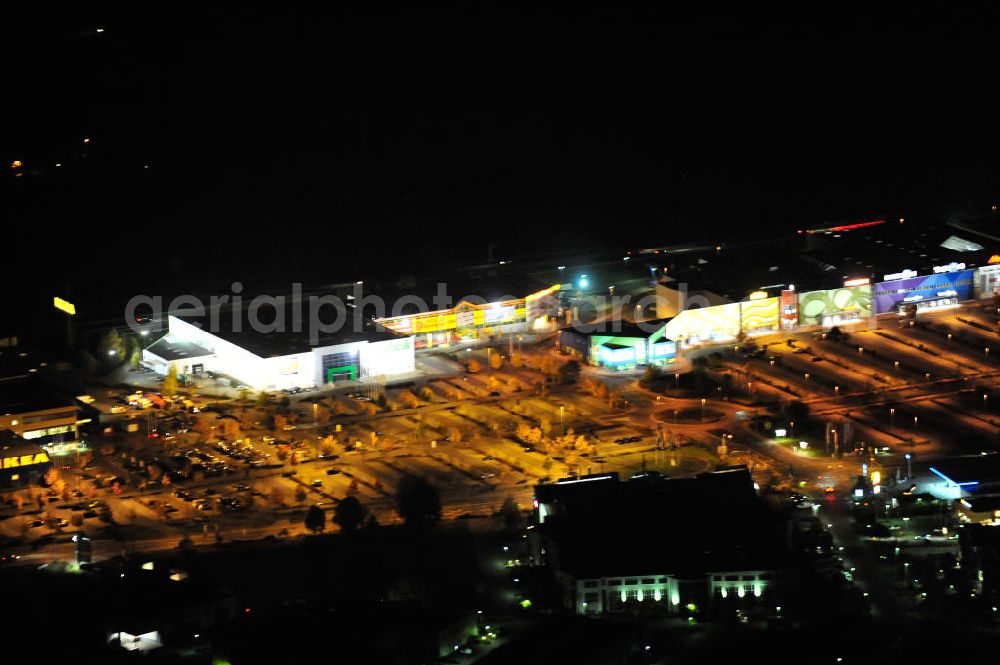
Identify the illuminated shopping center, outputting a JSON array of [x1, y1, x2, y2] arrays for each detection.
[[374, 284, 561, 349]]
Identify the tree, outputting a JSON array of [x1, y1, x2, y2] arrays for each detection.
[[162, 365, 179, 396], [499, 497, 523, 532], [395, 476, 441, 527], [490, 353, 503, 371], [304, 505, 326, 533], [178, 535, 194, 551], [784, 400, 811, 422], [447, 426, 463, 445], [294, 485, 307, 504], [98, 329, 127, 366], [467, 358, 482, 373], [333, 495, 366, 532], [257, 390, 272, 408], [273, 414, 289, 432], [539, 417, 553, 438], [398, 389, 420, 409], [559, 359, 581, 384]]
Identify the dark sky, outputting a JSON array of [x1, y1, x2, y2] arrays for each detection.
[[4, 6, 1000, 329]]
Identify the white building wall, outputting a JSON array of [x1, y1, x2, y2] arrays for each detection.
[[260, 351, 317, 391], [167, 316, 269, 388], [360, 336, 416, 379]]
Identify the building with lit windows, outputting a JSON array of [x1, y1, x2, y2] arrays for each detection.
[[531, 468, 787, 618], [0, 374, 85, 465]]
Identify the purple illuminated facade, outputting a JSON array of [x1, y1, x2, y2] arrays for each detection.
[[873, 269, 974, 313]]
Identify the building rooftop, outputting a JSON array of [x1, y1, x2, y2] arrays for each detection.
[[536, 467, 787, 579], [172, 299, 410, 358], [930, 455, 1000, 489], [0, 430, 48, 458], [145, 336, 214, 362], [0, 375, 76, 416]]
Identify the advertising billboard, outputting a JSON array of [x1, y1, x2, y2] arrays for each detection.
[[873, 269, 974, 313], [740, 297, 779, 333], [779, 289, 798, 330], [797, 284, 872, 328]]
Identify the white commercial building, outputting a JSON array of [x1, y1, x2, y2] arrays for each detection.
[[143, 315, 415, 391]]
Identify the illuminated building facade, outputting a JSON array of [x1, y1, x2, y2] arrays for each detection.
[[374, 284, 561, 349], [558, 324, 676, 370], [532, 468, 786, 619], [0, 376, 84, 461], [0, 431, 54, 490], [145, 314, 416, 390]]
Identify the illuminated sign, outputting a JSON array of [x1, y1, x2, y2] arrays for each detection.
[[2, 452, 50, 469], [989, 254, 1000, 265], [484, 306, 515, 324], [53, 297, 76, 316], [748, 291, 768, 301], [933, 262, 966, 274], [843, 277, 870, 287], [456, 310, 475, 328], [883, 269, 918, 281]]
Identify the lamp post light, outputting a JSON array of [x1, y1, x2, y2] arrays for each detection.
[[913, 415, 919, 430], [905, 453, 912, 479], [559, 405, 565, 436], [701, 398, 707, 423], [890, 407, 895, 429]]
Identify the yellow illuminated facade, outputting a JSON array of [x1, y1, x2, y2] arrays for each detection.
[[376, 285, 559, 348], [740, 297, 779, 334]]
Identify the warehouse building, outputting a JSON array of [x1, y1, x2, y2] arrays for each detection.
[[144, 310, 416, 391]]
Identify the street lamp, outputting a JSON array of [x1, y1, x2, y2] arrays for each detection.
[[890, 407, 895, 428], [701, 398, 706, 423], [559, 406, 565, 436], [913, 416, 918, 430], [905, 453, 912, 479]]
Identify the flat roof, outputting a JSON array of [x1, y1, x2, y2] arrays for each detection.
[[0, 376, 76, 416], [929, 455, 1000, 487], [173, 300, 410, 357], [0, 430, 48, 457], [535, 467, 787, 578], [145, 336, 214, 362]]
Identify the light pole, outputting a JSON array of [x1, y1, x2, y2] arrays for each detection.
[[890, 407, 895, 429], [905, 453, 912, 480], [701, 398, 706, 423], [559, 406, 565, 437]]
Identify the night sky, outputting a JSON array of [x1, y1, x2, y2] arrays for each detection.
[[4, 7, 999, 328]]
